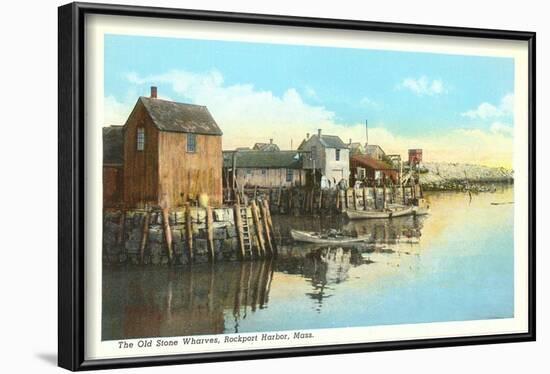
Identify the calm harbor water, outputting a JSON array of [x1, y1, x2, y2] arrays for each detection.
[[102, 187, 514, 340]]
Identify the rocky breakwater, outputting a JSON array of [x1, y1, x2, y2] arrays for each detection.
[[419, 162, 513, 191]]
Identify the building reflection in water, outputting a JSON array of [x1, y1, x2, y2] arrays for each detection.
[[103, 261, 275, 340], [102, 215, 425, 340]]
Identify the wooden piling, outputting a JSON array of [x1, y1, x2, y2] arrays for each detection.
[[362, 187, 367, 210], [162, 207, 173, 263], [345, 188, 350, 209], [336, 188, 340, 210], [116, 209, 126, 246], [372, 181, 378, 209], [259, 202, 273, 255], [233, 204, 246, 259], [185, 204, 194, 263], [262, 199, 276, 246], [383, 179, 387, 209], [319, 189, 323, 210], [353, 188, 358, 210], [139, 210, 150, 264], [206, 206, 215, 262], [288, 188, 293, 210], [251, 201, 266, 257]]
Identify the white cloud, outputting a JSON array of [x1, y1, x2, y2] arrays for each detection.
[[399, 76, 446, 96], [461, 93, 514, 120], [104, 69, 512, 167], [104, 95, 132, 125], [360, 96, 381, 109], [490, 122, 514, 137]]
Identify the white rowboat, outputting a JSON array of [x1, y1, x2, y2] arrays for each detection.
[[345, 206, 415, 220], [290, 230, 370, 244]]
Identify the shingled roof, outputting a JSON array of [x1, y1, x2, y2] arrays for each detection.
[[253, 142, 280, 152], [103, 126, 124, 165], [138, 97, 222, 135], [319, 135, 347, 148], [223, 150, 303, 169]]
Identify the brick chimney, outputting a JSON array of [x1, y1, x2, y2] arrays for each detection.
[[269, 138, 273, 144], [306, 133, 310, 139], [318, 129, 322, 137], [150, 86, 158, 99]]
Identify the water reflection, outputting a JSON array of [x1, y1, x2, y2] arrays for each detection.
[[103, 188, 515, 340], [103, 246, 373, 339], [103, 215, 426, 340], [103, 261, 274, 340]]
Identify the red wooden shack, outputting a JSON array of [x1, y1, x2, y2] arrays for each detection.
[[123, 87, 223, 208], [350, 154, 398, 185]]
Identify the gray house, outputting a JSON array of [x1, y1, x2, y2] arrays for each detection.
[[223, 150, 305, 188], [298, 129, 350, 187]]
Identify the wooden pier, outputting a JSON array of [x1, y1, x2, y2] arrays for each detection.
[[103, 200, 277, 265], [224, 182, 422, 215]]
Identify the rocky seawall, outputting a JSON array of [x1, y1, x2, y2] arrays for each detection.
[[419, 162, 513, 191]]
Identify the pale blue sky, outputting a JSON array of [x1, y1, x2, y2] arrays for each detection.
[[104, 34, 515, 166]]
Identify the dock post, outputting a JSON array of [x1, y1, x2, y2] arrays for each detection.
[[259, 201, 273, 256], [233, 204, 246, 260], [362, 187, 367, 210], [162, 207, 173, 263], [319, 188, 323, 210], [139, 209, 150, 264], [116, 208, 126, 246], [206, 206, 215, 262], [262, 199, 276, 251], [372, 182, 378, 209], [251, 201, 266, 257], [353, 188, 358, 210], [383, 178, 387, 209], [288, 188, 293, 210], [185, 204, 194, 264]]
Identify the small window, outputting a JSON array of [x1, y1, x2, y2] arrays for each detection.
[[286, 169, 293, 182], [246, 168, 252, 176], [187, 133, 197, 153], [335, 149, 340, 161], [262, 168, 267, 175], [136, 128, 145, 151]]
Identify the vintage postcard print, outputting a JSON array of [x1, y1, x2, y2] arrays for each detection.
[[82, 13, 531, 361]]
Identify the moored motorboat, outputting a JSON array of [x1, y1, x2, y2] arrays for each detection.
[[290, 229, 370, 244]]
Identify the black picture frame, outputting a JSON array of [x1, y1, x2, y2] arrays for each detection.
[[58, 2, 536, 371]]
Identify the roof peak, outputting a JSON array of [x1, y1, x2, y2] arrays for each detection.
[[139, 96, 207, 108], [137, 97, 222, 135]]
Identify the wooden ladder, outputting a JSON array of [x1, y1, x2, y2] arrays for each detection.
[[240, 207, 253, 258]]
